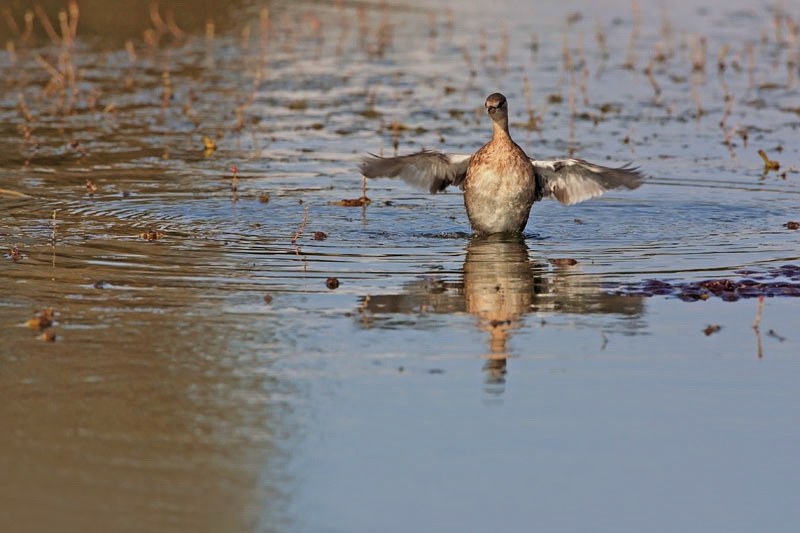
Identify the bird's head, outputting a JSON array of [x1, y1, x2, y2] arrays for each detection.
[[484, 93, 508, 118]]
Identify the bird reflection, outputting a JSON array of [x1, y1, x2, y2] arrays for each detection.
[[359, 236, 644, 395], [464, 235, 539, 394]]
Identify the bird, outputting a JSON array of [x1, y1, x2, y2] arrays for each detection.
[[360, 92, 644, 235]]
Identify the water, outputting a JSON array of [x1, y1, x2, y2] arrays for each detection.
[[1, 0, 799, 531]]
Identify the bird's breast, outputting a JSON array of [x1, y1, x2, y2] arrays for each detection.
[[463, 143, 537, 234]]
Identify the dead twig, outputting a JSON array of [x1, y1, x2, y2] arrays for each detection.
[[753, 295, 765, 358], [753, 295, 764, 329], [292, 205, 309, 253]]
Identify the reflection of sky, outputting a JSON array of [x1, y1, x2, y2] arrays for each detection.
[[286, 296, 800, 533]]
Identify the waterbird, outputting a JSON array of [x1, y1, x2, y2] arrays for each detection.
[[360, 93, 644, 235]]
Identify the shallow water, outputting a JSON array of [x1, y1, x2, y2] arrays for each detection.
[[1, 0, 799, 531]]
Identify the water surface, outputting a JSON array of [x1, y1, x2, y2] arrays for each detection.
[[1, 0, 799, 531]]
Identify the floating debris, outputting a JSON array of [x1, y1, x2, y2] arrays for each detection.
[[784, 221, 799, 230], [26, 309, 55, 330], [8, 246, 23, 262], [549, 258, 579, 266], [757, 149, 780, 173], [329, 196, 371, 207], [39, 331, 57, 342], [767, 329, 786, 342], [608, 264, 800, 301], [202, 135, 216, 156], [70, 139, 88, 157], [85, 178, 97, 196], [313, 231, 328, 241], [0, 188, 30, 198], [703, 324, 722, 336], [263, 294, 273, 304], [326, 277, 340, 289], [139, 230, 164, 241], [259, 192, 270, 203], [359, 108, 381, 119]]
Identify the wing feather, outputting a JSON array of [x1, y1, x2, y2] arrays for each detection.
[[531, 158, 644, 205], [360, 150, 472, 193]]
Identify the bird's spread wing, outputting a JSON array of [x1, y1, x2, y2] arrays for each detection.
[[360, 151, 472, 194], [531, 159, 644, 205]]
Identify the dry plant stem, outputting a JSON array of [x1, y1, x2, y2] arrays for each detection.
[[462, 46, 476, 77], [595, 20, 609, 60], [165, 10, 185, 41], [34, 4, 61, 45], [292, 205, 309, 252], [149, 3, 167, 35], [624, 0, 641, 69], [580, 67, 589, 107], [35, 55, 65, 84], [68, 0, 79, 40], [722, 123, 740, 158], [359, 295, 372, 328], [2, 8, 22, 37], [21, 10, 34, 45], [58, 9, 71, 47], [18, 93, 34, 122], [753, 295, 764, 329], [644, 59, 661, 98], [755, 326, 764, 359], [6, 41, 17, 64], [750, 295, 766, 359], [391, 121, 400, 156], [51, 209, 57, 276], [361, 175, 369, 225], [746, 44, 755, 88]]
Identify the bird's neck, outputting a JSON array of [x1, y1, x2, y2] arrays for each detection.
[[491, 117, 511, 141]]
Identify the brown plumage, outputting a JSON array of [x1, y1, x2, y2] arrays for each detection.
[[361, 92, 644, 235]]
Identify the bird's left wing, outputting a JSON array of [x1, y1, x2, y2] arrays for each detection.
[[360, 150, 472, 194], [531, 159, 644, 205]]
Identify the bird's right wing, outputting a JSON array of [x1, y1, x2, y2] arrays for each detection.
[[360, 150, 472, 194]]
